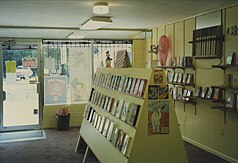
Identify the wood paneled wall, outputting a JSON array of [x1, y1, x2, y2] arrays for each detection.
[[143, 5, 238, 162]]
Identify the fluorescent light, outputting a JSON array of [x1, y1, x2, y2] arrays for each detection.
[[80, 16, 112, 30], [67, 32, 84, 39], [93, 2, 109, 15]]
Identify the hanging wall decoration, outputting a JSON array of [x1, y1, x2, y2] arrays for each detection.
[[158, 35, 170, 66]]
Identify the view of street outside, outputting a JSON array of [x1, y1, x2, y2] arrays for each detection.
[[2, 49, 39, 127]]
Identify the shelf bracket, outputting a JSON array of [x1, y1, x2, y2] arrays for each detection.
[[194, 105, 197, 115], [223, 110, 226, 125]]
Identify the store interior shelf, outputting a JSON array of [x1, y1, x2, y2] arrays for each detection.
[[76, 68, 188, 163], [79, 120, 129, 162], [174, 99, 196, 105], [211, 85, 238, 91], [92, 85, 144, 106], [188, 36, 224, 43], [211, 99, 227, 104], [193, 55, 221, 59], [148, 50, 158, 54], [211, 105, 238, 124], [211, 64, 238, 70], [157, 66, 195, 70], [193, 97, 212, 101], [88, 101, 137, 132], [169, 82, 195, 87], [212, 105, 238, 113]]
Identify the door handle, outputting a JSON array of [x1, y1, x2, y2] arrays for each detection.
[[3, 91, 6, 101], [37, 83, 40, 94]]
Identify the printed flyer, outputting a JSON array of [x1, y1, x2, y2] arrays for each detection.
[[44, 76, 67, 105]]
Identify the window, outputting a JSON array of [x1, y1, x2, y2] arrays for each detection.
[[43, 41, 92, 105]]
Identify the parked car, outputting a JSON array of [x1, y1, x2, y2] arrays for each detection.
[[16, 66, 33, 80]]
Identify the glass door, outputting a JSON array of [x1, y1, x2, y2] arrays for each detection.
[[0, 40, 42, 132]]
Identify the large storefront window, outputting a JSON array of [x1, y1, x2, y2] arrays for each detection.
[[43, 40, 132, 106], [43, 41, 92, 105]]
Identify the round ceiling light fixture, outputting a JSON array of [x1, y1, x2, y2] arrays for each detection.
[[93, 2, 109, 15]]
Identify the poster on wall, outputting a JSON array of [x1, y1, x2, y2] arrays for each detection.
[[70, 76, 90, 103], [44, 76, 67, 105], [148, 100, 169, 135], [69, 48, 91, 76], [45, 57, 55, 74]]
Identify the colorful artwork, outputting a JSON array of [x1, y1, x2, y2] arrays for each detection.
[[148, 100, 169, 135], [159, 85, 169, 99], [148, 85, 159, 100], [44, 76, 67, 105], [153, 69, 164, 84]]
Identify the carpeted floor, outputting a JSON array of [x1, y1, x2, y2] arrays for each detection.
[[0, 127, 229, 163]]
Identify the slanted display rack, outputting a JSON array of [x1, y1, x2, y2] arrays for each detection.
[[75, 68, 188, 163]]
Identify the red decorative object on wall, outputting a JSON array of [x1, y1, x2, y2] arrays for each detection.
[[158, 35, 169, 66]]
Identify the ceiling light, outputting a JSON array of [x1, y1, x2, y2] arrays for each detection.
[[67, 32, 84, 39], [93, 2, 109, 15], [80, 16, 112, 30]]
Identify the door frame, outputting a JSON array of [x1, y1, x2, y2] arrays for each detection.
[[0, 39, 44, 132]]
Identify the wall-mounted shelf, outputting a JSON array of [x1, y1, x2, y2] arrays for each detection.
[[211, 85, 238, 91], [212, 105, 238, 113], [169, 82, 195, 87], [174, 99, 197, 115], [211, 105, 238, 124], [210, 60, 238, 124], [192, 96, 227, 104], [194, 96, 212, 101], [174, 99, 196, 105], [211, 99, 227, 104], [188, 36, 223, 43], [157, 66, 195, 70], [211, 64, 238, 70], [193, 55, 221, 59], [189, 25, 223, 59], [148, 50, 158, 54]]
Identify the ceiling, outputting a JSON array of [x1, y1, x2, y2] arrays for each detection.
[[0, 0, 238, 39]]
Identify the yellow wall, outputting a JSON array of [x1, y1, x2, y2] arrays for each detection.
[[43, 104, 85, 128], [143, 5, 238, 162], [132, 40, 146, 68]]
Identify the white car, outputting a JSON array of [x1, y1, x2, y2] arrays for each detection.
[[16, 66, 33, 80]]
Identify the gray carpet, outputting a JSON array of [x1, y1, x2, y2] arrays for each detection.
[[0, 128, 83, 163], [0, 127, 229, 163]]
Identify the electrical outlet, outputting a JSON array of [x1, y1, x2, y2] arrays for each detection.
[[33, 109, 38, 115], [219, 128, 224, 136]]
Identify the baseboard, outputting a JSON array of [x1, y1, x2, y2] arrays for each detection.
[[183, 136, 238, 163]]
